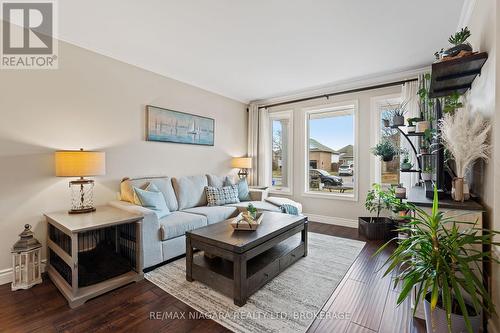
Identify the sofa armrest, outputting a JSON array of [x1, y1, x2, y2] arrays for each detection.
[[108, 200, 163, 268], [249, 188, 269, 201]]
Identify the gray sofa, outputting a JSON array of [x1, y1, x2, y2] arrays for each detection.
[[109, 175, 282, 269]]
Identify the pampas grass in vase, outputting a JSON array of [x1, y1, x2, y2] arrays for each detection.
[[439, 106, 491, 201]]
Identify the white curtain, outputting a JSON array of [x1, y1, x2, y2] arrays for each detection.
[[247, 103, 259, 185], [257, 108, 271, 187], [400, 80, 420, 188]]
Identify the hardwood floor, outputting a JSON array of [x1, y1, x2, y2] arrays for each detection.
[[0, 222, 426, 333]]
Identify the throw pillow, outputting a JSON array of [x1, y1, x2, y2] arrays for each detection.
[[205, 185, 240, 206], [224, 177, 251, 202], [133, 183, 171, 218]]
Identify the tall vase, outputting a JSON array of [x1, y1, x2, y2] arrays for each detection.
[[453, 178, 464, 202]]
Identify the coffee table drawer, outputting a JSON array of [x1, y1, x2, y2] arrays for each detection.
[[248, 260, 280, 294], [279, 244, 304, 270]]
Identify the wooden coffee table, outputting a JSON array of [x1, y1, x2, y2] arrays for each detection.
[[185, 212, 308, 306]]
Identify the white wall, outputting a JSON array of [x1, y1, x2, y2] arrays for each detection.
[[0, 40, 247, 281], [463, 0, 499, 332], [267, 85, 401, 226]]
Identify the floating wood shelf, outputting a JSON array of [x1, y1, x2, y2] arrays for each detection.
[[429, 52, 488, 98]]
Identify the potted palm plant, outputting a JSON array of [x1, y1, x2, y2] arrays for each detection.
[[376, 186, 499, 333], [371, 140, 398, 162], [358, 184, 396, 240]]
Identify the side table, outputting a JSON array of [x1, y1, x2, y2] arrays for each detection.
[[44, 205, 143, 308]]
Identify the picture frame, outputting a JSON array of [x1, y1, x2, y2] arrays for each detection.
[[146, 105, 215, 146]]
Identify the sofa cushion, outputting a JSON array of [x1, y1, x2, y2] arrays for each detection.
[[205, 185, 240, 206], [225, 201, 281, 213], [121, 176, 178, 211], [206, 174, 229, 188], [182, 206, 239, 225], [159, 212, 208, 241], [172, 175, 208, 210]]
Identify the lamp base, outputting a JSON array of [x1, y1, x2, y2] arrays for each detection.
[[237, 169, 248, 179], [68, 207, 96, 214]]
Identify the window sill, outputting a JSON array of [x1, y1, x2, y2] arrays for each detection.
[[302, 191, 358, 201], [269, 189, 293, 196]]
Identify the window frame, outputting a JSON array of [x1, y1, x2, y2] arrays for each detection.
[[269, 110, 294, 195], [370, 94, 402, 185], [303, 100, 359, 201]]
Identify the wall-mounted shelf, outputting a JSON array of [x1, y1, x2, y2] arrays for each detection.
[[429, 52, 488, 98]]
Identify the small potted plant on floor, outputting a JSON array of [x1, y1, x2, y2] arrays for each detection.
[[371, 140, 398, 162], [407, 117, 419, 133], [358, 184, 396, 240], [389, 100, 409, 126], [376, 186, 500, 333], [400, 149, 413, 171], [421, 166, 433, 181]]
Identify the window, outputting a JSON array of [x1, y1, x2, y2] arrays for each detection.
[[305, 103, 357, 199], [373, 97, 402, 185], [270, 111, 293, 193]]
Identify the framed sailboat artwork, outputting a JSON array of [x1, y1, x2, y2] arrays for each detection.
[[146, 105, 215, 146]]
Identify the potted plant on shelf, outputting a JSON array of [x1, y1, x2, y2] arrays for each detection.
[[420, 141, 430, 155], [407, 117, 419, 133], [371, 140, 398, 162], [389, 100, 409, 126], [376, 186, 500, 333], [382, 117, 390, 128], [439, 106, 491, 202], [417, 74, 433, 133], [443, 27, 472, 59], [421, 166, 433, 181], [358, 184, 396, 240], [400, 149, 413, 171]]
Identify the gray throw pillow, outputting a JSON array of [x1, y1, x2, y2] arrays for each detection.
[[205, 185, 240, 206]]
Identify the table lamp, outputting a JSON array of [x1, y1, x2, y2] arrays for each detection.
[[55, 149, 106, 214], [231, 157, 252, 179]]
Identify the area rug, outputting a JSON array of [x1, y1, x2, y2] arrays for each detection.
[[145, 232, 365, 333]]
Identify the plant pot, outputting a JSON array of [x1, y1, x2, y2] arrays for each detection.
[[382, 119, 390, 127], [392, 115, 405, 126], [401, 162, 413, 171], [452, 177, 465, 202], [395, 187, 406, 199], [382, 154, 394, 162], [358, 217, 396, 241], [416, 121, 430, 133], [407, 125, 416, 133], [422, 172, 432, 181], [423, 293, 480, 333], [443, 43, 473, 58]]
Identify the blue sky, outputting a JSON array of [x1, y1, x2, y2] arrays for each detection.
[[310, 115, 353, 150]]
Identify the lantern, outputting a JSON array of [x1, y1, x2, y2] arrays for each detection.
[[11, 224, 42, 291]]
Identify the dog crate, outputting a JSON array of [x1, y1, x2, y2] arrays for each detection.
[[45, 207, 143, 308]]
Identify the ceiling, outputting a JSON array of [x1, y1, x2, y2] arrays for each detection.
[[58, 1, 465, 103]]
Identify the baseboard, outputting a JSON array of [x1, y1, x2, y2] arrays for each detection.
[[0, 260, 47, 286], [304, 213, 358, 228]]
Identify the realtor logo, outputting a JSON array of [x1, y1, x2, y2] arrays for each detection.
[[1, 0, 58, 69]]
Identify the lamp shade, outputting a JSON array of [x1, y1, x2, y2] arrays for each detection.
[[231, 157, 252, 169], [55, 150, 106, 177]]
